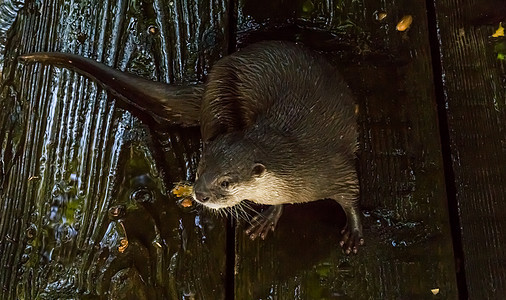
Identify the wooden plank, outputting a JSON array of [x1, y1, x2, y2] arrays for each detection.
[[0, 1, 24, 65], [433, 0, 506, 298], [234, 0, 459, 298], [0, 0, 229, 298]]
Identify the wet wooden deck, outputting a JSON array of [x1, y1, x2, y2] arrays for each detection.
[[0, 0, 505, 299]]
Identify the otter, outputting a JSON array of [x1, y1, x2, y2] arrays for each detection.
[[19, 41, 364, 254]]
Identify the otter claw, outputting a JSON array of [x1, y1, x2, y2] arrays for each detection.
[[339, 225, 364, 255], [246, 218, 275, 240], [245, 205, 283, 240]]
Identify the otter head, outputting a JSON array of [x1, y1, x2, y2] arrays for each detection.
[[192, 132, 268, 210]]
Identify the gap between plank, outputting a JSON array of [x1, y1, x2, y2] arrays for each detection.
[[425, 0, 469, 298]]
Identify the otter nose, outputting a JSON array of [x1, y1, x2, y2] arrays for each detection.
[[195, 192, 210, 203]]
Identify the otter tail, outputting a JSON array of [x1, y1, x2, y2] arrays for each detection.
[[18, 52, 203, 127]]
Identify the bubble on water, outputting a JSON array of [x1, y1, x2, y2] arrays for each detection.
[[130, 188, 153, 203], [54, 223, 77, 244], [25, 224, 37, 240], [108, 205, 126, 220]]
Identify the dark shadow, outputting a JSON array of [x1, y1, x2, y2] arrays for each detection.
[[238, 199, 348, 296]]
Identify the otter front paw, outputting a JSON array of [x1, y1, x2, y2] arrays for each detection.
[[245, 205, 283, 240], [340, 225, 364, 254]]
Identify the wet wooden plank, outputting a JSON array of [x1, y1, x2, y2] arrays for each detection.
[[234, 0, 458, 298], [0, 0, 229, 298], [433, 0, 506, 298]]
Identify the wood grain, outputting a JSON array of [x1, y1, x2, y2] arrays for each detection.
[[433, 0, 506, 297], [234, 0, 459, 298], [0, 0, 229, 298]]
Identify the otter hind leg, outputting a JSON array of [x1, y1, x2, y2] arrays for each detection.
[[245, 205, 283, 240], [333, 195, 364, 254], [340, 204, 364, 254]]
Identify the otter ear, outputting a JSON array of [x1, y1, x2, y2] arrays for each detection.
[[251, 163, 266, 177]]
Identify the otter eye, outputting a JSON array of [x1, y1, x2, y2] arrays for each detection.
[[220, 180, 230, 188], [252, 163, 266, 176]]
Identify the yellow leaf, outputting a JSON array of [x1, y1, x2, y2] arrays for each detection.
[[181, 198, 193, 208], [396, 15, 413, 32], [118, 239, 128, 253], [492, 23, 504, 38], [172, 182, 193, 197]]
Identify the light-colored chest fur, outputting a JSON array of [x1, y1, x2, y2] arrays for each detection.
[[231, 172, 308, 205]]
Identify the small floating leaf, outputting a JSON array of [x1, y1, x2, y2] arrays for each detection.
[[396, 15, 413, 32], [494, 41, 506, 60], [302, 0, 315, 13], [377, 11, 387, 21], [118, 239, 128, 253], [172, 182, 193, 198], [492, 23, 504, 38], [181, 198, 193, 208]]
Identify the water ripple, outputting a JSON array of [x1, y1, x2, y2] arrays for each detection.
[[0, 0, 24, 63]]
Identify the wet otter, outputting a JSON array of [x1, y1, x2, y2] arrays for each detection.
[[19, 41, 364, 253]]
